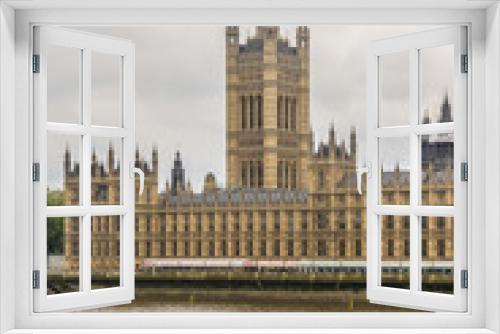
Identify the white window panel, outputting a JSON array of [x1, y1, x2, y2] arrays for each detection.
[[366, 26, 467, 312], [33, 26, 136, 312]]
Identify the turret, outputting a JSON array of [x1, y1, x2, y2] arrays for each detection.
[[226, 26, 239, 46], [296, 26, 310, 49], [203, 173, 218, 193]]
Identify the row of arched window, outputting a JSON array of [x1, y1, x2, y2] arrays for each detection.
[[133, 239, 347, 258], [240, 95, 298, 131], [241, 160, 264, 188], [241, 95, 263, 129], [277, 96, 297, 130], [277, 160, 297, 189]]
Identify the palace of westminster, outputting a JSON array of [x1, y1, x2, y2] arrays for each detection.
[[53, 26, 454, 291]]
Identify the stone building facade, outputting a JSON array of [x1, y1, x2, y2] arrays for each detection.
[[52, 26, 454, 292]]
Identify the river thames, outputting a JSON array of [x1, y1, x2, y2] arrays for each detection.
[[89, 280, 413, 312]]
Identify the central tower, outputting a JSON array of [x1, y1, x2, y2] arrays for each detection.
[[225, 26, 311, 190]]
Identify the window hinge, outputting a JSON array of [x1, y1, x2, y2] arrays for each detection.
[[32, 54, 40, 73], [32, 270, 40, 289], [461, 54, 468, 73], [461, 269, 468, 289], [461, 162, 468, 182], [32, 162, 40, 182]]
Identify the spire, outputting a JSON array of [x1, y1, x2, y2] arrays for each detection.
[[422, 109, 431, 124], [174, 150, 182, 168], [171, 150, 185, 196], [350, 126, 357, 159], [339, 139, 346, 159], [64, 145, 72, 173], [439, 92, 452, 123], [328, 124, 336, 151], [108, 143, 114, 171], [152, 144, 158, 175]]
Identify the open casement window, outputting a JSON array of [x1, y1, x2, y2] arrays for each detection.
[[33, 26, 139, 312], [365, 26, 468, 312]]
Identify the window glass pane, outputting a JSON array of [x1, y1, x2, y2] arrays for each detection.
[[379, 137, 410, 205], [47, 45, 81, 124], [421, 216, 454, 294], [47, 217, 80, 295], [47, 133, 81, 206], [421, 133, 454, 206], [91, 216, 121, 290], [380, 215, 410, 289], [91, 137, 122, 205], [92, 52, 123, 127], [420, 45, 454, 124], [378, 51, 409, 127]]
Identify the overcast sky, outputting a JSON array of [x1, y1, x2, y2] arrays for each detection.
[[47, 25, 452, 193]]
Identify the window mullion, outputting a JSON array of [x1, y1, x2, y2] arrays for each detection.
[[81, 214, 91, 293], [122, 51, 134, 293], [81, 48, 92, 293], [409, 47, 420, 293]]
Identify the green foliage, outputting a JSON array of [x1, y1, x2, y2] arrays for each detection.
[[47, 190, 64, 206], [47, 217, 64, 255], [47, 190, 65, 255]]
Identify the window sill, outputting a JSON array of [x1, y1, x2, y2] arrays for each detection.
[[4, 329, 497, 334]]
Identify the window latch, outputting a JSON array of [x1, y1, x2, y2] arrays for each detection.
[[130, 162, 145, 195], [356, 162, 371, 195]]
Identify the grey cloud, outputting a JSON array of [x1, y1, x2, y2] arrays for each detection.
[[48, 25, 448, 192]]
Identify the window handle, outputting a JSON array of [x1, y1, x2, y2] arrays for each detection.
[[356, 162, 371, 195], [130, 162, 145, 195]]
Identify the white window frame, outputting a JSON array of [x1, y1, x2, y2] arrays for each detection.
[[0, 1, 498, 333], [366, 26, 468, 312], [32, 26, 136, 312]]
